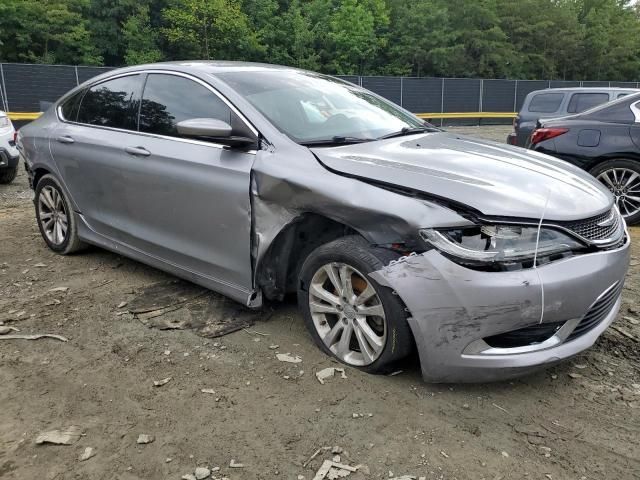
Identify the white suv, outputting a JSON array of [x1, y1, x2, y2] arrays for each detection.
[[0, 111, 19, 184]]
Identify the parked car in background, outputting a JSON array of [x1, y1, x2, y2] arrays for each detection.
[[0, 111, 19, 184], [508, 87, 639, 147], [18, 62, 630, 382], [529, 92, 640, 225]]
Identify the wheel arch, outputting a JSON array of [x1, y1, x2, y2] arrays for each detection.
[[256, 212, 370, 301]]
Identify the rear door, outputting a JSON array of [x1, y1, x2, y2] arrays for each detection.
[[51, 73, 145, 231], [111, 72, 257, 296]]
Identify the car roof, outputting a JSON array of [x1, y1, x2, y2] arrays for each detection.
[[136, 60, 302, 74], [528, 87, 639, 94]]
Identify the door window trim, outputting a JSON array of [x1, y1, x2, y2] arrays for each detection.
[[56, 69, 261, 152], [631, 101, 640, 123]]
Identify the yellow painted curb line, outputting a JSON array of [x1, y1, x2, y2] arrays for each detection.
[[7, 112, 43, 121]]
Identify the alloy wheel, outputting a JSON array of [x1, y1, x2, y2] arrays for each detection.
[[38, 185, 68, 245], [597, 168, 640, 219], [308, 262, 387, 366]]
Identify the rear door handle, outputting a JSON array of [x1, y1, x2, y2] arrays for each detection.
[[124, 146, 151, 157], [56, 135, 75, 144]]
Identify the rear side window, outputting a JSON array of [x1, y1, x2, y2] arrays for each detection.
[[77, 74, 142, 130], [60, 91, 84, 121], [139, 74, 231, 138], [528, 93, 563, 113], [567, 93, 609, 113]]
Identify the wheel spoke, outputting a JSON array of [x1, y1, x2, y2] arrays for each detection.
[[357, 303, 385, 317], [624, 171, 639, 188], [39, 212, 53, 221], [600, 171, 615, 189], [355, 317, 384, 351], [353, 325, 376, 363], [310, 301, 340, 315], [41, 189, 55, 210], [56, 220, 65, 244], [309, 282, 340, 307], [339, 265, 354, 301], [335, 321, 353, 357], [323, 264, 343, 297], [354, 283, 376, 306], [58, 213, 68, 227], [323, 321, 344, 346]]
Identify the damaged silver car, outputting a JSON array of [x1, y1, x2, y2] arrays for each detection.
[[18, 62, 630, 382]]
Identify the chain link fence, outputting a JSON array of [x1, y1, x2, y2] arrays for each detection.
[[1, 63, 638, 125]]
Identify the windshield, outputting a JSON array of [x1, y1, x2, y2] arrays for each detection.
[[217, 70, 425, 143]]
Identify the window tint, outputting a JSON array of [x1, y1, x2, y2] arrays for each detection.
[[567, 93, 609, 113], [60, 91, 84, 121], [139, 74, 231, 137], [528, 93, 564, 113], [77, 75, 142, 129]]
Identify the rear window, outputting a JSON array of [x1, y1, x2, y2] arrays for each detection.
[[567, 93, 609, 113], [528, 93, 564, 113]]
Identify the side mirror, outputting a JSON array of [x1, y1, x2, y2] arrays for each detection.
[[176, 118, 232, 138]]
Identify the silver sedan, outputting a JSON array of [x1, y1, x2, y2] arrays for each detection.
[[18, 62, 630, 382]]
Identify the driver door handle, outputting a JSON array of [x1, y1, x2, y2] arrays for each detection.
[[125, 146, 151, 157], [56, 135, 75, 144]]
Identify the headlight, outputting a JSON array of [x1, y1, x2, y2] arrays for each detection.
[[0, 116, 9, 128], [419, 225, 584, 263]]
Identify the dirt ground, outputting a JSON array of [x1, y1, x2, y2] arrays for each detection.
[[1, 126, 639, 480]]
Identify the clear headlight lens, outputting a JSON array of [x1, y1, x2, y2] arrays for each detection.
[[420, 225, 584, 263], [0, 116, 9, 128]]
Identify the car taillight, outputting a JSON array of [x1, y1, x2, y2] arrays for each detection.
[[530, 127, 568, 145]]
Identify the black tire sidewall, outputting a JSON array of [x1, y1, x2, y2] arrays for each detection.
[[297, 236, 412, 374], [590, 158, 640, 225], [0, 166, 17, 184], [34, 175, 74, 253]]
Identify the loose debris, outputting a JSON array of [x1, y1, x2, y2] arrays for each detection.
[[79, 447, 96, 461], [312, 460, 359, 480], [182, 475, 197, 480], [316, 367, 347, 385], [229, 459, 244, 468], [0, 333, 68, 342], [276, 353, 302, 363], [195, 466, 211, 479], [0, 326, 19, 334], [201, 388, 216, 394], [35, 426, 82, 445], [127, 280, 262, 338], [136, 434, 154, 444], [47, 286, 69, 293], [153, 377, 172, 387]]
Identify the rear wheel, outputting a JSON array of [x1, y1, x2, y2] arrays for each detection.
[[297, 235, 413, 373], [35, 175, 86, 254], [590, 159, 640, 225], [0, 166, 17, 184]]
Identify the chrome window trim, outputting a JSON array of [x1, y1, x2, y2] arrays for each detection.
[[631, 100, 640, 123], [56, 69, 261, 153]]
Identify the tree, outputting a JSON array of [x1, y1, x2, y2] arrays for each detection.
[[162, 0, 259, 60], [123, 5, 163, 65], [0, 0, 101, 65]]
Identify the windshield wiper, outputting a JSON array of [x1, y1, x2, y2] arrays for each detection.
[[377, 126, 433, 140], [299, 136, 374, 147]]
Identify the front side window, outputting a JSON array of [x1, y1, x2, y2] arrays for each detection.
[[217, 70, 423, 143], [139, 74, 231, 137], [77, 74, 142, 130], [528, 93, 564, 113], [567, 93, 610, 113]]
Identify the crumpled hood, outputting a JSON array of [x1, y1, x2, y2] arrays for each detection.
[[311, 132, 613, 221]]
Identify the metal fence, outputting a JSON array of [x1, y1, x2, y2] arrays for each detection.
[[1, 63, 639, 125]]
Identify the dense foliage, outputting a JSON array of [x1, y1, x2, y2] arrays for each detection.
[[0, 0, 639, 80]]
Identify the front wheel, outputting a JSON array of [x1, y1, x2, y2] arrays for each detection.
[[590, 159, 640, 225], [297, 236, 413, 373]]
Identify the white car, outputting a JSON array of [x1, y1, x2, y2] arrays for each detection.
[[0, 111, 19, 184]]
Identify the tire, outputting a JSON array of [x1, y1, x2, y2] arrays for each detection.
[[297, 235, 413, 374], [590, 159, 640, 225], [34, 174, 86, 254], [0, 166, 17, 184]]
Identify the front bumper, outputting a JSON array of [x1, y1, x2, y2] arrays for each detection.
[[370, 237, 631, 382], [0, 148, 19, 170]]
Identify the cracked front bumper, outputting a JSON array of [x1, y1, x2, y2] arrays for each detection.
[[370, 237, 630, 383]]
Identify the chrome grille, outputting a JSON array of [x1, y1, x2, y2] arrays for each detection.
[[567, 282, 623, 341], [559, 208, 621, 243]]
